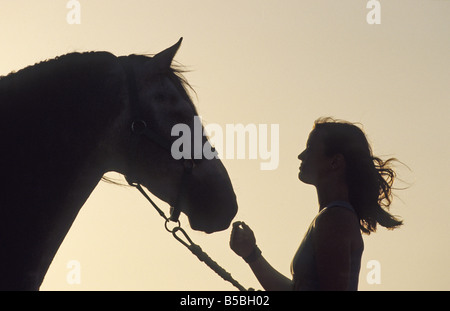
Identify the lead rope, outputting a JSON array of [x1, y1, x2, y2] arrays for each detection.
[[132, 184, 253, 291]]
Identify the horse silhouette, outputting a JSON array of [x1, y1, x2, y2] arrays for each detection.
[[0, 39, 238, 290]]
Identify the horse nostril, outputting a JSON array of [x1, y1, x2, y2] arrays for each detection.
[[131, 120, 147, 134]]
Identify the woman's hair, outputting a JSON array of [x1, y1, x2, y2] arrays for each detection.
[[313, 117, 403, 234]]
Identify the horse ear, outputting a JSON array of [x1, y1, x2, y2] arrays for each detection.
[[152, 37, 183, 70]]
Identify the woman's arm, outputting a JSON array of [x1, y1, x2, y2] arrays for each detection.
[[230, 222, 293, 291], [247, 254, 293, 291]]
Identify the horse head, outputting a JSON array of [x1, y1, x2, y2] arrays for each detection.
[[113, 39, 238, 233]]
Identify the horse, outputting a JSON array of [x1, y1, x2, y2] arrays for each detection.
[[0, 38, 238, 290]]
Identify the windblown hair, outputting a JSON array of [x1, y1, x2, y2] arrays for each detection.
[[313, 117, 403, 234]]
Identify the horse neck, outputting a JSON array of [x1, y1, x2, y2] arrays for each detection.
[[0, 65, 126, 289], [0, 157, 105, 290]]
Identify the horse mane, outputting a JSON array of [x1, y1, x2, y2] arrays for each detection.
[[0, 51, 196, 113], [0, 51, 118, 109], [0, 52, 126, 190], [0, 51, 197, 186], [0, 52, 124, 141]]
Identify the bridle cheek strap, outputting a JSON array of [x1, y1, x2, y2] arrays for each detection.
[[119, 56, 192, 223], [170, 159, 193, 221]]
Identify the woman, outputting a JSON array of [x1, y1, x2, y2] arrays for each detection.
[[230, 117, 403, 291]]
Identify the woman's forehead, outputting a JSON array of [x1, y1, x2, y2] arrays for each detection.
[[306, 128, 324, 144]]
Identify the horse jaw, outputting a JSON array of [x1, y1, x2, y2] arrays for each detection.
[[181, 159, 238, 234]]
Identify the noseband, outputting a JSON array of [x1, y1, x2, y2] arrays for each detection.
[[119, 56, 193, 223]]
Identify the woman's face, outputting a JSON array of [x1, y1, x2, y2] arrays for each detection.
[[297, 129, 332, 186]]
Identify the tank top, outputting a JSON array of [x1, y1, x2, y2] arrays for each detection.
[[290, 201, 363, 290]]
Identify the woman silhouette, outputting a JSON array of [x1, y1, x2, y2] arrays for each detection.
[[230, 117, 403, 291]]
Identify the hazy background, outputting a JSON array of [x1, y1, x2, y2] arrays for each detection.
[[0, 0, 449, 290]]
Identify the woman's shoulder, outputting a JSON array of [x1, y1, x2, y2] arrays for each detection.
[[314, 205, 360, 234]]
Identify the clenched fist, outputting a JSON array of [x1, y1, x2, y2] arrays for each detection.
[[229, 221, 257, 258]]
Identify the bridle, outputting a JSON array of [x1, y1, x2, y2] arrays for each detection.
[[118, 56, 194, 224], [116, 55, 251, 291]]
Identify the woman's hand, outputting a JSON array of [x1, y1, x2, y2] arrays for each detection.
[[229, 221, 257, 258], [230, 221, 293, 290]]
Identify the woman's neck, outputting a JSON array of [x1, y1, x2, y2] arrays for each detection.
[[316, 180, 349, 211]]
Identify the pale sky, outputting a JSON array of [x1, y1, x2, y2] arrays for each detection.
[[1, 0, 449, 290]]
